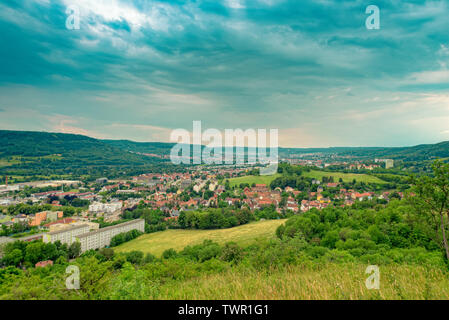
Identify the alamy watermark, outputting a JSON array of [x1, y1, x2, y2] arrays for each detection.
[[66, 265, 80, 290], [64, 5, 379, 31], [170, 121, 279, 176], [65, 5, 80, 30], [366, 5, 380, 30], [365, 265, 380, 290]]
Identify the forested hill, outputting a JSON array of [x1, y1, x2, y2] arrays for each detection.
[[1, 129, 449, 171], [1, 130, 114, 157], [281, 142, 449, 161], [0, 130, 171, 179], [337, 142, 449, 161], [101, 139, 449, 161], [0, 130, 161, 160], [102, 139, 175, 156]]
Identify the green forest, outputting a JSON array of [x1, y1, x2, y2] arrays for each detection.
[[0, 130, 178, 180]]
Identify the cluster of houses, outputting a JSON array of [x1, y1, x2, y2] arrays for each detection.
[[1, 210, 64, 229], [0, 166, 405, 236], [142, 179, 404, 216]]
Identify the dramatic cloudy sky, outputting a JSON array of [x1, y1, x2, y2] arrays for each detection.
[[0, 0, 449, 147]]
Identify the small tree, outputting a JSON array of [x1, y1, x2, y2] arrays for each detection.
[[410, 160, 449, 260], [68, 242, 81, 259], [2, 249, 23, 267]]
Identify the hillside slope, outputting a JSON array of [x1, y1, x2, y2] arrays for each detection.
[[0, 130, 169, 178], [102, 139, 175, 156], [115, 219, 286, 256], [281, 142, 449, 161]]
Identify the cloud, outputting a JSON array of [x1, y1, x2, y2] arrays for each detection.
[[1, 0, 449, 147], [409, 70, 449, 84], [46, 115, 104, 138], [107, 123, 173, 142], [225, 0, 246, 9]]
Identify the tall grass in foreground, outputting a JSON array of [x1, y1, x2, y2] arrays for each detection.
[[157, 263, 449, 300]]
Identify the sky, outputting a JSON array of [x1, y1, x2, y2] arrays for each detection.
[[0, 0, 449, 148]]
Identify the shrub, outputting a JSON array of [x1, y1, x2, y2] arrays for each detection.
[[110, 229, 143, 247], [162, 248, 178, 260], [220, 242, 244, 263], [144, 253, 156, 264], [125, 251, 144, 265], [181, 240, 222, 262]]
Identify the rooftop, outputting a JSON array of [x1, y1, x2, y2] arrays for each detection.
[[47, 224, 90, 236]]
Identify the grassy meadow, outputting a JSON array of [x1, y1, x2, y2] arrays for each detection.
[[115, 219, 286, 256], [226, 170, 386, 188], [158, 263, 449, 300], [302, 170, 387, 184], [0, 155, 63, 168], [227, 174, 282, 187]]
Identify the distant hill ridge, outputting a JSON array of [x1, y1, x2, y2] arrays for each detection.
[[1, 129, 449, 162], [0, 130, 170, 178]]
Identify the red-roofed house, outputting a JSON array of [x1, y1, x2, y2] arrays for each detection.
[[35, 260, 53, 268]]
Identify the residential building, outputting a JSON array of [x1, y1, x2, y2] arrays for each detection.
[[17, 233, 45, 242], [35, 260, 53, 268], [76, 219, 145, 252], [180, 179, 192, 189], [88, 201, 122, 214], [28, 211, 64, 227], [385, 159, 394, 169], [29, 211, 63, 227], [12, 214, 27, 223], [96, 178, 108, 184], [43, 224, 91, 245], [0, 198, 14, 206]]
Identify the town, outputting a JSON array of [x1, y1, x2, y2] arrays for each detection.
[[0, 156, 404, 267]]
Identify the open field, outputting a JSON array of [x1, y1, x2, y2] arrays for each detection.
[[0, 155, 63, 168], [227, 174, 282, 187], [158, 263, 449, 300], [0, 159, 20, 167], [115, 219, 286, 256], [303, 170, 387, 184]]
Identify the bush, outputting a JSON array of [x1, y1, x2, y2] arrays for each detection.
[[322, 250, 355, 263], [162, 248, 178, 260], [181, 240, 222, 262], [125, 251, 144, 265], [144, 253, 156, 264], [110, 229, 143, 247], [220, 242, 244, 263], [306, 246, 329, 259]]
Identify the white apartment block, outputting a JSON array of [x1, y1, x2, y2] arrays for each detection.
[[76, 219, 145, 252], [88, 201, 122, 214], [43, 224, 91, 245]]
